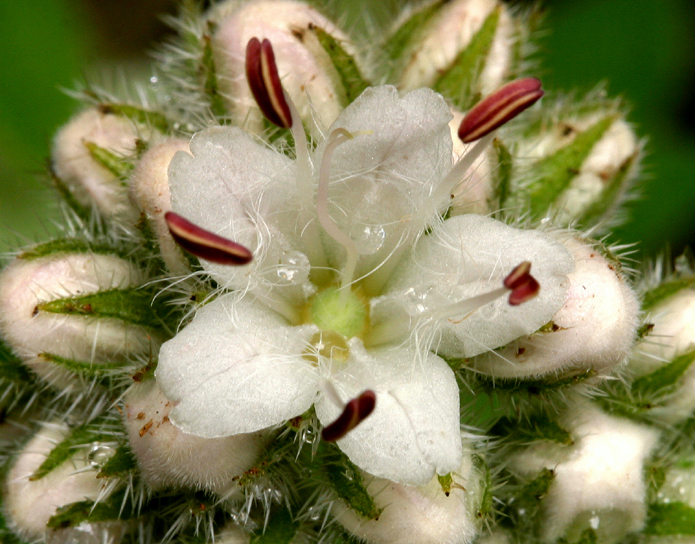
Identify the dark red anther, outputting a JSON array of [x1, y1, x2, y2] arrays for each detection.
[[504, 261, 540, 306], [245, 37, 293, 129], [322, 390, 377, 442], [165, 211, 253, 265], [458, 78, 544, 143]]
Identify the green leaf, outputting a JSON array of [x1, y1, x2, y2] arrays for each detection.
[[432, 7, 501, 109], [202, 31, 228, 119], [313, 26, 370, 105], [18, 239, 123, 261], [49, 165, 94, 223], [645, 502, 695, 535], [84, 141, 133, 180], [0, 339, 33, 385], [632, 349, 695, 400], [98, 104, 171, 133], [250, 507, 298, 544], [46, 490, 133, 529], [97, 445, 137, 479], [37, 287, 167, 329], [322, 445, 382, 521], [502, 468, 555, 531], [525, 115, 615, 219], [493, 138, 513, 211], [491, 414, 573, 446], [642, 276, 695, 311]]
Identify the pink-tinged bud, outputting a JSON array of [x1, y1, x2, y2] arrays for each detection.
[[245, 37, 293, 129], [322, 390, 376, 442], [124, 381, 268, 496], [165, 212, 253, 266], [129, 139, 192, 276], [458, 78, 543, 143], [504, 261, 540, 306]]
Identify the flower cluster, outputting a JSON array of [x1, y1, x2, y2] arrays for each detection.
[[0, 1, 693, 544]]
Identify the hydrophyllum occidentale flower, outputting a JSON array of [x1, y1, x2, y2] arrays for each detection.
[[155, 39, 574, 487]]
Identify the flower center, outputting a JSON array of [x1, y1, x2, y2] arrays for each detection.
[[308, 286, 368, 339]]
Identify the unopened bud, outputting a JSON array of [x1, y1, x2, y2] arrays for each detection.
[[0, 250, 155, 388], [124, 380, 267, 497], [4, 422, 112, 541], [508, 402, 659, 544], [471, 237, 639, 379], [129, 139, 191, 276], [52, 107, 143, 222], [388, 0, 515, 109], [332, 453, 481, 544], [509, 104, 641, 229], [210, 0, 364, 133]]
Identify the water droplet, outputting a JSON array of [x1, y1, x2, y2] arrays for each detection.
[[589, 513, 600, 530], [149, 76, 158, 84], [275, 251, 309, 285], [87, 443, 116, 469], [351, 224, 386, 255]]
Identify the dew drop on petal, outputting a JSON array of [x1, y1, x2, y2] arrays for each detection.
[[275, 251, 310, 284], [87, 442, 116, 469], [350, 224, 386, 255]]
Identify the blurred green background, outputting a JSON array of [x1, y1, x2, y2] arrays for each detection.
[[1, 0, 694, 261]]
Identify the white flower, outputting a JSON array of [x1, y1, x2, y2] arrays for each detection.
[[156, 84, 574, 486]]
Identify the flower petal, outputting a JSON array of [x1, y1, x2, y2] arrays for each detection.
[[156, 294, 319, 438], [315, 86, 453, 278], [315, 340, 462, 486], [380, 214, 574, 358]]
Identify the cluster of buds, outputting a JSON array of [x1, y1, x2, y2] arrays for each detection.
[[0, 1, 690, 544]]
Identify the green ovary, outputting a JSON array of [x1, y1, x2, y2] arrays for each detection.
[[309, 286, 368, 340]]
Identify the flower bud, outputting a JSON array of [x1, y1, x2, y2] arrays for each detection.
[[387, 0, 515, 109], [52, 107, 142, 222], [0, 250, 155, 388], [331, 453, 481, 544], [471, 237, 639, 379], [508, 104, 640, 229], [209, 0, 364, 133], [129, 139, 192, 275], [508, 402, 660, 544], [123, 380, 267, 496], [4, 422, 112, 541]]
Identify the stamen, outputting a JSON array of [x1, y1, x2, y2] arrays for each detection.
[[245, 37, 292, 129], [165, 212, 253, 265], [322, 390, 376, 442], [504, 261, 540, 305], [316, 128, 359, 293], [458, 78, 544, 143]]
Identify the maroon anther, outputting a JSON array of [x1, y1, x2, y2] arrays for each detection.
[[165, 211, 253, 265], [504, 261, 540, 306], [245, 37, 293, 129], [322, 390, 377, 442], [458, 78, 544, 143]]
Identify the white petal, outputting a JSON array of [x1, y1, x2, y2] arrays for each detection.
[[315, 340, 462, 486], [380, 214, 574, 357], [156, 294, 319, 438], [315, 86, 453, 277], [168, 127, 312, 304]]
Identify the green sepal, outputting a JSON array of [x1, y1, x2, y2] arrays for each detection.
[[473, 454, 494, 522], [438, 473, 453, 496], [432, 7, 501, 110], [642, 276, 695, 312], [493, 138, 513, 212], [84, 141, 134, 181], [97, 445, 137, 479], [524, 115, 615, 219], [490, 414, 573, 446], [558, 528, 598, 544], [18, 239, 125, 261], [49, 164, 94, 223], [0, 339, 33, 385], [322, 444, 382, 520], [250, 506, 298, 544], [36, 352, 124, 385], [313, 26, 369, 105], [477, 368, 597, 397], [202, 29, 228, 119], [46, 490, 133, 529], [30, 418, 114, 481], [645, 502, 695, 536], [577, 151, 639, 227], [383, 0, 446, 80], [631, 349, 695, 401], [502, 468, 555, 531], [37, 287, 168, 330], [99, 103, 171, 133]]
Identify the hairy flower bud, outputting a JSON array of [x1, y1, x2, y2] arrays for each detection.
[[4, 422, 112, 541], [509, 105, 640, 229], [0, 250, 155, 388], [471, 237, 639, 379], [332, 453, 481, 544], [508, 402, 660, 544], [124, 380, 267, 496], [387, 0, 515, 109], [210, 0, 363, 133], [52, 107, 143, 222], [129, 139, 192, 275]]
